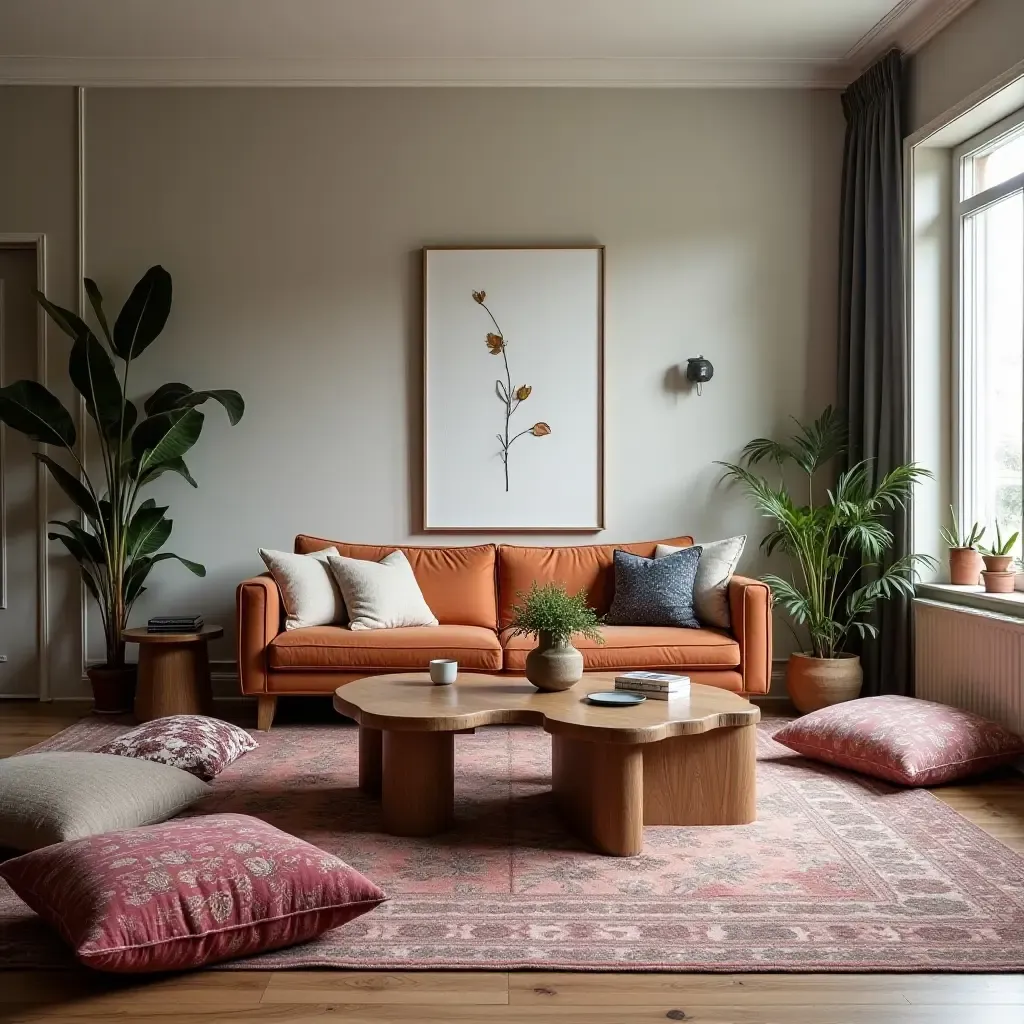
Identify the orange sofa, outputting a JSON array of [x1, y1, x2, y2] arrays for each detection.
[[237, 535, 772, 729]]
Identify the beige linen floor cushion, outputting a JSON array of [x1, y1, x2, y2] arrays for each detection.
[[0, 751, 209, 852]]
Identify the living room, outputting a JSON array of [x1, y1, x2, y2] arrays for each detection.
[[1, 0, 1024, 1019]]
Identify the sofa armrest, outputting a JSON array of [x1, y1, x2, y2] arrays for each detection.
[[236, 574, 282, 695], [728, 575, 772, 695]]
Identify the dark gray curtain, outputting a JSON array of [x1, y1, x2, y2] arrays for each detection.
[[838, 49, 910, 697]]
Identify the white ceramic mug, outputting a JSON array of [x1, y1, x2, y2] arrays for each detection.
[[429, 659, 458, 685]]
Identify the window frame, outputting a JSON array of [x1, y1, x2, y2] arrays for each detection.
[[952, 107, 1024, 542]]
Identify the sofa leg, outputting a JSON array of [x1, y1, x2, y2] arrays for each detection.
[[257, 695, 277, 732]]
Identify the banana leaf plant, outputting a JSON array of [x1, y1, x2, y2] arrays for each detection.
[[0, 265, 243, 669]]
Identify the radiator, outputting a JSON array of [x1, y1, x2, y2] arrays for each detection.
[[915, 599, 1024, 734]]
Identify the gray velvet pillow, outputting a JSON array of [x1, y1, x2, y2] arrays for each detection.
[[0, 751, 209, 852], [605, 546, 703, 629]]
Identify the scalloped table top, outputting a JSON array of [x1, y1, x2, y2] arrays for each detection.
[[334, 672, 760, 745]]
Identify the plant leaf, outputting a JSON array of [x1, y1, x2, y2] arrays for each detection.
[[69, 332, 124, 437], [144, 383, 243, 425], [48, 519, 104, 564], [138, 457, 198, 489], [33, 454, 99, 520], [83, 278, 113, 345], [531, 422, 551, 437], [127, 505, 172, 558], [112, 265, 172, 361], [137, 409, 205, 476], [0, 381, 76, 447], [32, 291, 90, 342]]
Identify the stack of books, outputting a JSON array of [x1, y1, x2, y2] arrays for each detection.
[[614, 671, 690, 700], [147, 615, 204, 634]]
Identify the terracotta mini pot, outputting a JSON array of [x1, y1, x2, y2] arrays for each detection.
[[982, 570, 1016, 594], [949, 547, 983, 585], [983, 554, 1015, 573], [786, 652, 863, 715], [525, 631, 584, 692], [87, 664, 137, 715]]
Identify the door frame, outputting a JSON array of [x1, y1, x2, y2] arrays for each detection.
[[0, 234, 49, 700]]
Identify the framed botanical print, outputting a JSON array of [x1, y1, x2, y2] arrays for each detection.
[[422, 246, 604, 531]]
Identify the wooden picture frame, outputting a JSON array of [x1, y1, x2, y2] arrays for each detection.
[[422, 245, 605, 532]]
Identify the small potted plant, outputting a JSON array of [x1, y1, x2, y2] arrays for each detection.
[[507, 581, 604, 692], [980, 524, 1019, 593], [940, 507, 985, 586]]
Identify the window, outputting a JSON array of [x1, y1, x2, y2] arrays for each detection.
[[955, 111, 1024, 555]]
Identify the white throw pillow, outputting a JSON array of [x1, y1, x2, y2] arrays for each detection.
[[656, 536, 746, 630], [259, 547, 345, 630], [326, 550, 438, 631]]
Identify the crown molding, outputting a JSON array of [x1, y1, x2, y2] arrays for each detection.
[[844, 0, 979, 77], [0, 55, 850, 89], [0, 0, 979, 90]]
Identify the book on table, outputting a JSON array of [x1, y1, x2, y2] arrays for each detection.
[[147, 615, 204, 633], [614, 671, 690, 698]]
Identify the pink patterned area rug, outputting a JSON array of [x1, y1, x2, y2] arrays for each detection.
[[3, 717, 1024, 972]]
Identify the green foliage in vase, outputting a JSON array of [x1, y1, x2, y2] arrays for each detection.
[[940, 505, 985, 549], [0, 265, 244, 669], [718, 407, 934, 660], [506, 581, 605, 647]]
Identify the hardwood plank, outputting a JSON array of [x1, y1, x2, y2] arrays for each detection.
[[9, 1000, 1024, 1024], [509, 971, 1024, 1006], [263, 971, 508, 1005]]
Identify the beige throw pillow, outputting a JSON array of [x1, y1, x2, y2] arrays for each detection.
[[656, 536, 746, 630], [0, 752, 209, 852], [259, 547, 345, 630], [326, 550, 438, 631]]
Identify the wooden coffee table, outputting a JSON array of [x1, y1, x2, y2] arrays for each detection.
[[333, 672, 759, 856]]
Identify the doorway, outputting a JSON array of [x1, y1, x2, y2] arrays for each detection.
[[0, 244, 42, 698]]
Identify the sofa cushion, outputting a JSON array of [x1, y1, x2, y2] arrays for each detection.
[[501, 625, 739, 673], [295, 538, 496, 630], [497, 537, 693, 627], [269, 625, 503, 671]]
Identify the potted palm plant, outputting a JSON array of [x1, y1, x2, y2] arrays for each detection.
[[719, 408, 934, 714], [980, 524, 1019, 593], [940, 506, 985, 585], [0, 266, 243, 712], [507, 581, 604, 691]]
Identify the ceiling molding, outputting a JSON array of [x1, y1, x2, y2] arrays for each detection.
[[0, 55, 851, 89], [0, 1, 980, 90], [844, 0, 979, 76]]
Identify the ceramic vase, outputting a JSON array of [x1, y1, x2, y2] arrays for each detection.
[[87, 664, 138, 715], [525, 631, 584, 692], [948, 547, 983, 585]]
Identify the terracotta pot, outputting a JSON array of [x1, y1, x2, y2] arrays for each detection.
[[949, 547, 983, 585], [983, 554, 1014, 573], [525, 631, 584, 692], [786, 652, 863, 715], [87, 664, 137, 715], [982, 570, 1016, 594]]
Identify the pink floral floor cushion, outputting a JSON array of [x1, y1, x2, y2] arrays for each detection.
[[774, 694, 1024, 786], [97, 715, 257, 781], [0, 813, 386, 973]]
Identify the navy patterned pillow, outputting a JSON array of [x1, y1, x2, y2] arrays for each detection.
[[605, 546, 703, 629]]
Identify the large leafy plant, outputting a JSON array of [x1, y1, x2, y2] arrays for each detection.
[[718, 407, 933, 659], [0, 266, 243, 669]]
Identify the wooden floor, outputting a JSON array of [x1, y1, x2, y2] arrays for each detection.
[[2, 700, 1024, 1024]]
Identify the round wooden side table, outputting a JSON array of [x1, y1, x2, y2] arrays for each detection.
[[123, 625, 223, 722]]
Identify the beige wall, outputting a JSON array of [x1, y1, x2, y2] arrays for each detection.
[[0, 86, 81, 698], [4, 85, 844, 693], [907, 0, 1024, 135]]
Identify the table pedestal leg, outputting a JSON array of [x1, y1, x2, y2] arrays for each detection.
[[359, 726, 383, 796], [552, 736, 644, 856], [134, 641, 213, 722], [381, 730, 454, 836]]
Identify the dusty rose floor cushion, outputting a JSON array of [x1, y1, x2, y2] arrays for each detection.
[[0, 813, 386, 973], [774, 694, 1024, 786], [96, 715, 258, 782]]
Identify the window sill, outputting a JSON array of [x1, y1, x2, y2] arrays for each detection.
[[916, 582, 1024, 621]]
